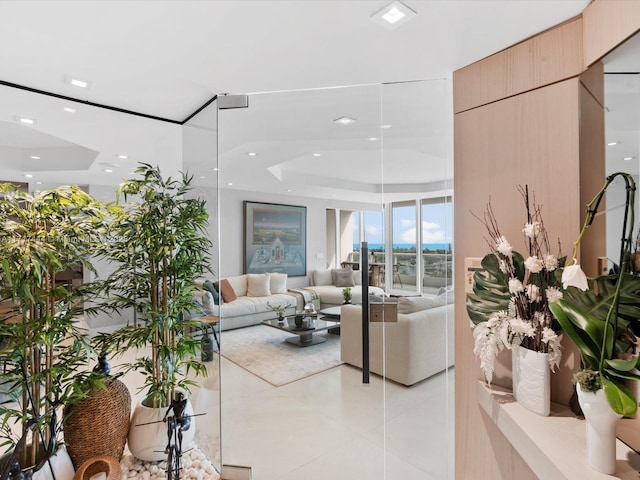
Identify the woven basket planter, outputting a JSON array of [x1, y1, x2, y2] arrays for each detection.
[[63, 378, 131, 471]]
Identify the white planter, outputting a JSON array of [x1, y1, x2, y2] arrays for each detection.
[[577, 383, 622, 475], [511, 344, 550, 416], [128, 397, 196, 462], [32, 445, 75, 480]]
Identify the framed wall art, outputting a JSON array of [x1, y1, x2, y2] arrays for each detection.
[[243, 201, 307, 276]]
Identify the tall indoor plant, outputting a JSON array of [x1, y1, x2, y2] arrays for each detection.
[[549, 172, 640, 474], [0, 184, 106, 473], [96, 163, 212, 461]]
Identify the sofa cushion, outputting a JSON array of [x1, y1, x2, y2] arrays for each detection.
[[202, 280, 220, 304], [215, 279, 238, 303], [269, 272, 288, 294], [397, 295, 445, 314], [312, 269, 333, 286], [334, 269, 355, 287], [247, 273, 271, 297], [225, 275, 248, 297]]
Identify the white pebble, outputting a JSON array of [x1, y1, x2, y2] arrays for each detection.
[[141, 471, 150, 479], [149, 465, 159, 474]]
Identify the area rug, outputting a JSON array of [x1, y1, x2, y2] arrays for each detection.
[[220, 325, 343, 386]]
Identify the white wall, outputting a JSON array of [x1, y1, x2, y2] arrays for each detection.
[[217, 188, 381, 289]]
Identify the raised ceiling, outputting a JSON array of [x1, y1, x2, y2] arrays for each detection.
[[0, 1, 590, 195]]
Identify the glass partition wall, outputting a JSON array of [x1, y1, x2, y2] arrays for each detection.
[[217, 79, 453, 479], [0, 84, 223, 475]]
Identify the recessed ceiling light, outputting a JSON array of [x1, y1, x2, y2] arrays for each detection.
[[199, 176, 206, 179], [35, 182, 42, 185], [64, 75, 91, 89], [104, 169, 114, 173], [63, 107, 76, 113], [15, 116, 37, 125], [371, 1, 417, 30], [368, 137, 379, 141], [211, 167, 219, 171], [380, 124, 392, 129], [607, 141, 620, 146], [312, 153, 322, 157], [30, 156, 40, 160], [623, 156, 635, 161], [24, 174, 33, 179], [116, 154, 128, 160], [334, 116, 357, 126], [226, 182, 233, 186], [247, 152, 257, 157]]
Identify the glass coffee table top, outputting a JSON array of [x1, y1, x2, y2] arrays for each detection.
[[261, 315, 339, 347]]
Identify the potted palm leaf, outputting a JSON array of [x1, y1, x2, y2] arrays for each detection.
[[0, 184, 106, 477], [95, 163, 212, 462]]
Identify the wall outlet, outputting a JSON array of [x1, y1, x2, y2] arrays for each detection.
[[597, 256, 609, 276]]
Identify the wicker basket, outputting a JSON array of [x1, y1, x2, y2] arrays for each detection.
[[63, 378, 131, 471]]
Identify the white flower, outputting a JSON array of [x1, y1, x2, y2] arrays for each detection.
[[544, 254, 558, 271], [522, 222, 541, 238], [498, 259, 509, 274], [508, 278, 524, 294], [509, 317, 536, 339], [545, 286, 563, 303], [495, 236, 512, 257], [526, 284, 541, 302], [542, 327, 562, 372], [473, 312, 511, 384], [524, 256, 544, 273], [562, 260, 589, 291]]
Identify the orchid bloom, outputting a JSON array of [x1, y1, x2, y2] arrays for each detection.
[[561, 258, 589, 291]]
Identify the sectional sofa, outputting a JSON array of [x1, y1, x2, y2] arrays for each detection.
[[340, 291, 454, 386], [303, 268, 385, 308]]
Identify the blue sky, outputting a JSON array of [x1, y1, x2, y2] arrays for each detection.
[[358, 203, 453, 245]]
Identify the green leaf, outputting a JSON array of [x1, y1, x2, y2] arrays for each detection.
[[602, 376, 637, 416]]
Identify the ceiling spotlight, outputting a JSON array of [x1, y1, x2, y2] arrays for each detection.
[[607, 141, 620, 146], [30, 156, 40, 160], [35, 182, 42, 185], [15, 116, 37, 125], [104, 169, 114, 173], [623, 156, 635, 161], [116, 154, 128, 160], [286, 189, 292, 193], [247, 152, 257, 157], [312, 153, 322, 157], [64, 75, 91, 89], [199, 176, 206, 179], [211, 167, 219, 171], [380, 124, 392, 129], [226, 182, 233, 186], [368, 137, 379, 141], [371, 1, 417, 30], [23, 174, 33, 179], [63, 107, 76, 113], [334, 116, 357, 126]]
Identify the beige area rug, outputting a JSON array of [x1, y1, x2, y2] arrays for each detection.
[[220, 325, 343, 386]]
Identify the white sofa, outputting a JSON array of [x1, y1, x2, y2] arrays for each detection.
[[304, 268, 385, 309], [194, 273, 299, 331], [340, 293, 454, 386]]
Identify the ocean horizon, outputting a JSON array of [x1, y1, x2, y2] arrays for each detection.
[[353, 243, 451, 251]]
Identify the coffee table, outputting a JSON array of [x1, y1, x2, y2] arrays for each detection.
[[261, 315, 339, 347]]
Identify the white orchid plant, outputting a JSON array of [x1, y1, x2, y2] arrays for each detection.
[[467, 186, 565, 384], [549, 172, 640, 416]]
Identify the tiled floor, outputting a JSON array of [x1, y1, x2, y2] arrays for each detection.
[[220, 358, 454, 480]]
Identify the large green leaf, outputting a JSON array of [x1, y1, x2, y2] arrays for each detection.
[[466, 253, 512, 324], [602, 376, 637, 417]]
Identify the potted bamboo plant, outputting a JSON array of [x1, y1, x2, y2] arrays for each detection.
[[0, 184, 106, 477], [96, 163, 212, 462]]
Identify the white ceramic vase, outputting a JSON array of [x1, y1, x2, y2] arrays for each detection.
[[576, 383, 622, 475], [31, 445, 75, 480], [511, 344, 550, 416], [128, 397, 196, 462]]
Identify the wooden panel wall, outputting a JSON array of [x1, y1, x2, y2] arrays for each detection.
[[583, 0, 640, 68], [454, 79, 582, 479], [453, 17, 583, 113], [453, 1, 640, 478]]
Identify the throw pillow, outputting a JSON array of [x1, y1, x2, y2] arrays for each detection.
[[247, 273, 271, 297], [331, 268, 354, 285], [312, 269, 333, 286], [397, 295, 445, 314], [437, 285, 454, 304], [269, 272, 288, 294], [214, 279, 237, 303], [202, 280, 220, 304], [334, 269, 355, 287]]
